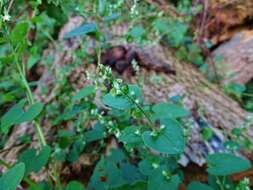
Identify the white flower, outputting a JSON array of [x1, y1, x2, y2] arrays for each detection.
[[116, 78, 123, 84], [162, 170, 167, 176], [134, 129, 140, 135], [130, 91, 135, 96], [115, 129, 121, 138], [113, 81, 120, 90], [152, 163, 159, 169], [90, 109, 98, 115], [131, 60, 139, 72], [2, 13, 11, 22]]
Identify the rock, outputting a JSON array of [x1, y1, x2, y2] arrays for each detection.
[[211, 30, 253, 84]]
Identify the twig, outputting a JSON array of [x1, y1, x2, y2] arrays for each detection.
[[7, 0, 15, 13], [0, 143, 25, 154]]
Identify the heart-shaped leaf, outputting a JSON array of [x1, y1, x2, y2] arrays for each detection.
[[15, 103, 44, 124], [11, 22, 29, 45], [207, 153, 251, 176], [84, 123, 106, 143], [152, 103, 189, 120], [142, 119, 185, 155], [1, 100, 26, 134], [0, 163, 25, 190], [119, 126, 143, 148], [1, 101, 44, 134], [72, 85, 95, 101], [128, 26, 145, 40], [148, 168, 181, 190], [102, 93, 131, 110], [18, 146, 51, 175], [64, 23, 97, 39]]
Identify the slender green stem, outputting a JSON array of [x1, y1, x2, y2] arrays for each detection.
[[7, 0, 15, 12], [122, 91, 154, 129], [121, 86, 182, 130], [15, 52, 47, 146], [34, 120, 47, 146], [216, 177, 225, 190], [5, 25, 47, 147], [96, 45, 154, 129], [52, 161, 62, 190], [24, 178, 43, 190], [12, 45, 34, 104], [242, 92, 253, 98]]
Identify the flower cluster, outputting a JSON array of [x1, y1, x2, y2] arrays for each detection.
[[236, 178, 250, 190], [1, 9, 11, 22], [130, 0, 139, 16]]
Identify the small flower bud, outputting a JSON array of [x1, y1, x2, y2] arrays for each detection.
[[134, 129, 140, 135], [152, 163, 159, 169]]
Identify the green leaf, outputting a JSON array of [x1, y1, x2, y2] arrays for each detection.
[[168, 21, 188, 47], [64, 181, 85, 190], [102, 94, 131, 110], [128, 85, 143, 101], [0, 163, 25, 190], [223, 140, 240, 151], [153, 18, 170, 33], [128, 26, 145, 39], [18, 146, 51, 175], [142, 119, 185, 155], [72, 85, 95, 101], [27, 181, 51, 190], [1, 101, 44, 134], [201, 128, 214, 141], [28, 53, 40, 69], [0, 55, 14, 65], [0, 100, 26, 134], [64, 23, 97, 39], [187, 182, 214, 190], [84, 123, 106, 143], [224, 83, 246, 98], [153, 18, 188, 47], [207, 153, 251, 176], [67, 139, 86, 163], [111, 181, 147, 190], [103, 13, 120, 22], [148, 168, 181, 190], [15, 103, 44, 124], [119, 126, 143, 148], [60, 105, 86, 121], [152, 103, 189, 120], [88, 158, 127, 190], [10, 22, 29, 45], [57, 130, 76, 148], [231, 128, 242, 137], [107, 149, 126, 163], [88, 149, 133, 190], [138, 159, 155, 177], [120, 162, 144, 184]]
